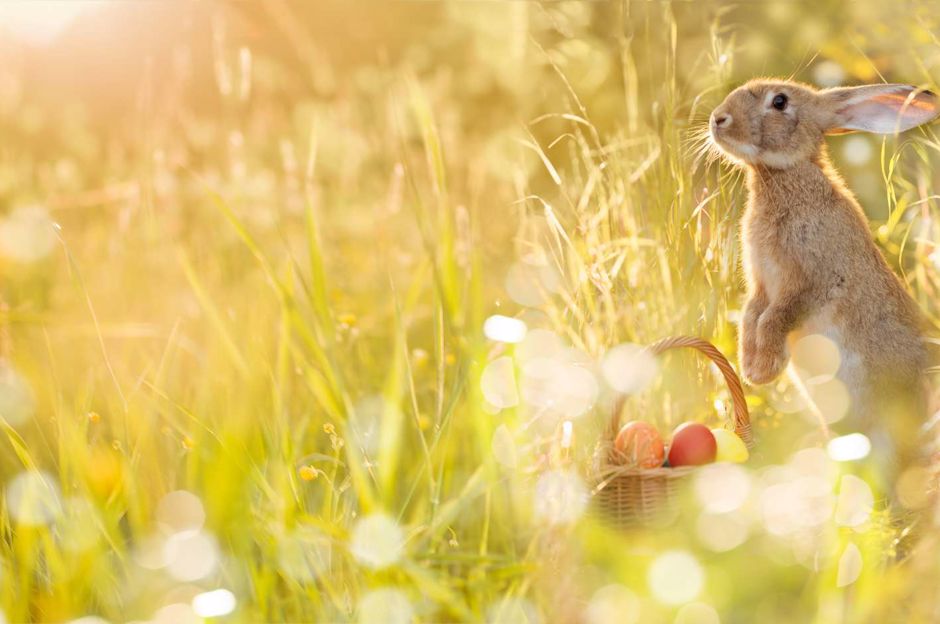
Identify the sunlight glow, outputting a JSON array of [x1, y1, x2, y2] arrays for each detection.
[[826, 433, 871, 462], [58, 497, 102, 553], [533, 469, 588, 525], [520, 356, 598, 419], [561, 420, 573, 448], [350, 396, 391, 454], [0, 365, 36, 427], [0, 1, 106, 45], [694, 464, 751, 513], [133, 533, 170, 570], [481, 356, 519, 410], [358, 589, 413, 624], [349, 513, 405, 569], [808, 378, 851, 424], [675, 602, 721, 624], [601, 344, 658, 394], [192, 589, 237, 618], [6, 470, 61, 526], [812, 60, 845, 87], [505, 261, 561, 307], [517, 328, 564, 362], [153, 603, 198, 624], [0, 206, 56, 263], [485, 598, 539, 624], [164, 530, 219, 581], [483, 314, 527, 343], [696, 511, 749, 552], [790, 334, 841, 380], [277, 526, 332, 582], [834, 475, 873, 527], [760, 474, 832, 536], [0, 0, 933, 620], [585, 585, 641, 624], [648, 551, 704, 605], [836, 543, 863, 587], [491, 424, 517, 468], [842, 136, 873, 166], [156, 490, 205, 535]]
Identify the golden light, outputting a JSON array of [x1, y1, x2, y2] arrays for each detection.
[[0, 1, 106, 45]]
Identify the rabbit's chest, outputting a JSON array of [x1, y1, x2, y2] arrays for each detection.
[[744, 229, 786, 299], [751, 250, 783, 298], [743, 209, 804, 300]]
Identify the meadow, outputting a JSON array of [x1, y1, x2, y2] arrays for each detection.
[[3, 1, 940, 622]]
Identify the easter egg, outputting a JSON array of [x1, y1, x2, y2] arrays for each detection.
[[711, 428, 749, 463], [614, 421, 665, 469], [667, 423, 716, 467]]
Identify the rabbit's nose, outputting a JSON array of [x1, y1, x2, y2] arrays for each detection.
[[712, 112, 732, 129]]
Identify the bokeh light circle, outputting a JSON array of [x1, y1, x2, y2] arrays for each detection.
[[648, 550, 704, 605], [350, 513, 405, 569], [358, 589, 413, 624]]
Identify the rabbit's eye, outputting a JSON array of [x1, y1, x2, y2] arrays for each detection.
[[772, 93, 788, 111]]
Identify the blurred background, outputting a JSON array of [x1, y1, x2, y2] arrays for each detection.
[[3, 1, 940, 622]]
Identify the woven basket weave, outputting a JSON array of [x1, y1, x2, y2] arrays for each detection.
[[592, 336, 753, 527]]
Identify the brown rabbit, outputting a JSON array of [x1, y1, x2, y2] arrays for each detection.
[[708, 79, 939, 471]]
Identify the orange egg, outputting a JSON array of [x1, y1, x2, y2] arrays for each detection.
[[614, 421, 665, 468]]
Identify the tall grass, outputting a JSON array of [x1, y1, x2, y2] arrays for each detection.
[[2, 1, 940, 622]]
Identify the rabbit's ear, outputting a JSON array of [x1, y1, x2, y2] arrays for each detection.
[[820, 84, 939, 134]]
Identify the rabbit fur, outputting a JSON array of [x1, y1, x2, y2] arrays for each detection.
[[708, 79, 939, 470]]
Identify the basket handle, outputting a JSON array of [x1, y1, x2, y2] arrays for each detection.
[[607, 335, 753, 448]]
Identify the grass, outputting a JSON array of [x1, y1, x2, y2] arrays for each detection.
[[3, 1, 940, 622]]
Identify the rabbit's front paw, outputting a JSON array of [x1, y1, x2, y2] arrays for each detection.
[[743, 347, 788, 385]]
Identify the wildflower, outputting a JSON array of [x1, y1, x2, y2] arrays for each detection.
[[338, 313, 357, 328], [323, 423, 336, 435], [87, 448, 123, 499], [87, 411, 101, 424], [299, 465, 319, 481], [182, 436, 195, 450]]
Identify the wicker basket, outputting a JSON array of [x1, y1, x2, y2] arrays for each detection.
[[592, 336, 753, 527]]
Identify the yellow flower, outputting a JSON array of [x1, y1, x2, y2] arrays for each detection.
[[87, 411, 101, 424], [338, 313, 357, 327], [182, 435, 195, 450], [323, 423, 336, 435], [299, 465, 319, 481], [86, 447, 123, 499]]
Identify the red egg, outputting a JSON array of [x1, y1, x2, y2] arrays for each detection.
[[614, 421, 665, 469], [667, 422, 717, 467]]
